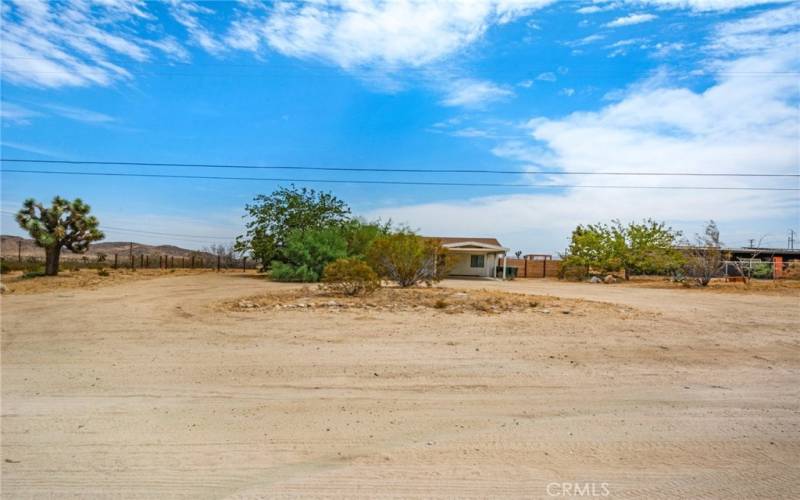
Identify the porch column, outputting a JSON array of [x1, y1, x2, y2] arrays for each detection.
[[502, 252, 507, 280]]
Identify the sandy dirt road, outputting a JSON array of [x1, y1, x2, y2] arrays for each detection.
[[2, 273, 799, 498]]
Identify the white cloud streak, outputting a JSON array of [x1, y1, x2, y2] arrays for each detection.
[[0, 0, 187, 88], [441, 79, 514, 107], [606, 13, 657, 27]]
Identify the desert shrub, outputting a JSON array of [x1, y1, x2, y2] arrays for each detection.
[[683, 221, 724, 286], [21, 270, 46, 279], [270, 262, 320, 282], [367, 231, 449, 287], [751, 262, 772, 280], [270, 227, 349, 282], [321, 258, 380, 295], [433, 298, 448, 309], [339, 219, 391, 258], [0, 261, 10, 274], [98, 268, 110, 277]]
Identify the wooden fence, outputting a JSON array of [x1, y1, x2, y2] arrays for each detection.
[[500, 257, 561, 278]]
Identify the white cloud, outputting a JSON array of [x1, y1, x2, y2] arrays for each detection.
[[633, 0, 793, 11], [568, 34, 606, 46], [711, 4, 799, 55], [450, 127, 493, 138], [367, 6, 800, 252], [1, 101, 115, 126], [167, 0, 225, 55], [559, 87, 576, 96], [583, 0, 792, 12], [536, 72, 557, 81], [652, 42, 686, 57], [0, 140, 64, 157], [41, 103, 115, 123], [0, 0, 188, 88], [252, 0, 554, 69], [0, 102, 41, 125], [441, 79, 514, 108], [606, 13, 657, 27]]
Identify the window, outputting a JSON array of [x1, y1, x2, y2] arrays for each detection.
[[470, 255, 485, 268]]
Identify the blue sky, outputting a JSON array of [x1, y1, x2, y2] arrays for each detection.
[[1, 0, 798, 253]]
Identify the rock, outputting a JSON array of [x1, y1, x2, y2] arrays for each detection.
[[603, 275, 616, 284], [451, 292, 469, 300], [0, 283, 7, 294], [238, 300, 257, 309], [589, 276, 602, 283], [327, 300, 339, 307]]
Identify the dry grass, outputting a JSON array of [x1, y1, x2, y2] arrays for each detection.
[[0, 268, 251, 295], [223, 285, 638, 317]]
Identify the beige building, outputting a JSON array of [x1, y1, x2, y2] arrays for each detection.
[[432, 237, 510, 279]]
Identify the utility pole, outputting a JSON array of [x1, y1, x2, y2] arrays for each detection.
[[130, 242, 134, 269], [18, 239, 22, 262], [748, 238, 755, 248], [790, 229, 796, 250]]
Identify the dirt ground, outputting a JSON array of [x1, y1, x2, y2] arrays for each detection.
[[1, 273, 798, 499], [0, 268, 243, 295]]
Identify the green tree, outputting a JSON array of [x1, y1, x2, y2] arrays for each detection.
[[236, 185, 351, 269], [270, 227, 349, 282], [561, 223, 618, 277], [612, 219, 684, 279], [15, 197, 104, 276], [367, 231, 448, 287], [339, 218, 392, 258], [562, 219, 683, 280]]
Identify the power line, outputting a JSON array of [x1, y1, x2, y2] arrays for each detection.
[[2, 168, 797, 191], [2, 158, 797, 178]]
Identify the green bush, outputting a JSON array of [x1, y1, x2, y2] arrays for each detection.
[[21, 270, 46, 279], [751, 262, 772, 280], [270, 227, 349, 282], [270, 262, 320, 282], [0, 261, 10, 274], [98, 268, 110, 277], [367, 231, 450, 287], [321, 258, 380, 295]]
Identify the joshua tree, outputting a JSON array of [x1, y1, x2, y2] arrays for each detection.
[[15, 197, 104, 276]]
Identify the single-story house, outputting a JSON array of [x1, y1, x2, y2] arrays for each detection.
[[430, 236, 510, 279]]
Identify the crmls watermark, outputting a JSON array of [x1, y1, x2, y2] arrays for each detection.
[[546, 482, 611, 497]]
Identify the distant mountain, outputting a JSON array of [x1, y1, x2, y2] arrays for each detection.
[[1, 235, 217, 261]]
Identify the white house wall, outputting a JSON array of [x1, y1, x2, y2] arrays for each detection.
[[448, 253, 496, 277]]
